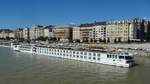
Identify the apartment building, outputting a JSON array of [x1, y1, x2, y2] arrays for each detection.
[[72, 26, 80, 42], [14, 28, 23, 40], [52, 26, 73, 42], [79, 24, 93, 42], [44, 25, 54, 38], [9, 32, 15, 38], [29, 25, 45, 40], [0, 31, 9, 38], [79, 22, 106, 43], [105, 18, 149, 43], [23, 28, 29, 40], [92, 22, 106, 42]]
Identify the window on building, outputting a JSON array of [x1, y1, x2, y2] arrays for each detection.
[[113, 55, 114, 58], [97, 58, 100, 61], [89, 53, 91, 55], [107, 54, 109, 58], [115, 55, 117, 59], [73, 51, 75, 54], [119, 56, 124, 59], [97, 53, 100, 56], [93, 53, 96, 56], [84, 56, 87, 59], [84, 52, 87, 55], [93, 57, 96, 60]]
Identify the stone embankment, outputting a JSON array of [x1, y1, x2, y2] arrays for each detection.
[[81, 43, 150, 56]]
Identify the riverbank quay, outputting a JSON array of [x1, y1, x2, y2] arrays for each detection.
[[0, 40, 12, 46], [0, 45, 11, 48], [79, 43, 150, 57], [1, 40, 150, 56]]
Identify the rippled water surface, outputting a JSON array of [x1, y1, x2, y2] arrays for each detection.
[[0, 47, 150, 84]]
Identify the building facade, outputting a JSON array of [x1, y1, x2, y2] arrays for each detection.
[[14, 28, 23, 40], [79, 24, 93, 42], [0, 31, 9, 38], [52, 26, 73, 42], [79, 22, 106, 43], [9, 32, 15, 38], [23, 28, 29, 40], [105, 18, 150, 43], [29, 25, 45, 40], [92, 25, 106, 42], [72, 26, 80, 42], [44, 25, 54, 38]]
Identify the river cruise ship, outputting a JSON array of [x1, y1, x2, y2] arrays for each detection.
[[12, 44, 135, 67]]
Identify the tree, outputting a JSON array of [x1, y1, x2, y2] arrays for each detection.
[[90, 38, 93, 43], [99, 38, 102, 42], [94, 39, 97, 43], [74, 39, 80, 43], [18, 38, 24, 42], [114, 38, 117, 43], [6, 37, 10, 40], [107, 38, 110, 43], [103, 38, 106, 43], [57, 37, 60, 42], [48, 37, 57, 42], [37, 36, 48, 41], [118, 37, 121, 43], [128, 39, 131, 43], [83, 38, 88, 43]]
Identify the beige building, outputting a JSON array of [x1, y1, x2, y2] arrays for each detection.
[[29, 25, 44, 40], [15, 28, 23, 40], [53, 26, 72, 42], [44, 26, 53, 38], [72, 26, 80, 42], [0, 31, 9, 38], [79, 25, 93, 42], [0, 33, 1, 38], [106, 20, 138, 43], [23, 28, 29, 40], [0, 29, 14, 39], [9, 32, 15, 38], [79, 22, 106, 43], [92, 24, 106, 42]]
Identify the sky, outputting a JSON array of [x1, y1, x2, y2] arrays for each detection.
[[0, 0, 150, 28]]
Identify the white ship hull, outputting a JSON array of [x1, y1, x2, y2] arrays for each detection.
[[11, 44, 135, 68]]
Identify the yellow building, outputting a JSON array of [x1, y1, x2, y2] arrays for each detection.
[[106, 20, 138, 43], [79, 24, 93, 42], [52, 26, 72, 42], [79, 22, 106, 43]]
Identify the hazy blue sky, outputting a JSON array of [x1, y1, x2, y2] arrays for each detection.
[[0, 0, 150, 28]]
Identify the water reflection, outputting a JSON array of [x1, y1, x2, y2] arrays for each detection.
[[1, 47, 140, 84], [26, 54, 130, 81]]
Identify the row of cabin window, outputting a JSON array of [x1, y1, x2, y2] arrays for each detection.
[[36, 48, 101, 57], [21, 46, 31, 48], [61, 53, 101, 61], [107, 54, 118, 59], [107, 54, 126, 59], [35, 49, 101, 61], [20, 48, 31, 51], [49, 49, 101, 56], [38, 48, 48, 50]]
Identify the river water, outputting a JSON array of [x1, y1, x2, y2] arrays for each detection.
[[0, 47, 150, 84]]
